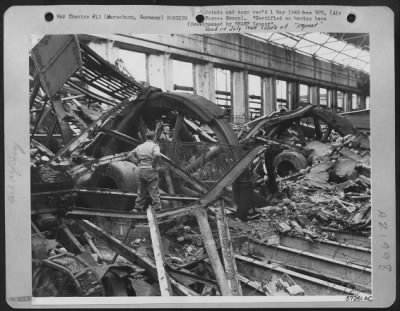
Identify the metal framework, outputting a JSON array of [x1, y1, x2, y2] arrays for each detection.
[[246, 32, 370, 73]]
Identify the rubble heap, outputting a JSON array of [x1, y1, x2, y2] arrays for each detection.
[[251, 132, 371, 242]]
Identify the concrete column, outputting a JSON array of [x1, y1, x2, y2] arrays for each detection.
[[310, 86, 319, 106], [328, 89, 337, 112], [359, 94, 366, 110], [146, 53, 173, 91], [343, 92, 351, 112], [231, 70, 248, 123], [287, 81, 298, 110], [193, 63, 216, 102], [262, 76, 276, 115]]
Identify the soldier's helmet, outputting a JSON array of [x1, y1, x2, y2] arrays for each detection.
[[146, 131, 156, 140]]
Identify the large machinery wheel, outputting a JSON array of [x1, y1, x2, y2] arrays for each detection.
[[79, 89, 252, 218]]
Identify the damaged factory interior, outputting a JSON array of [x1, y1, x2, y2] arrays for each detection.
[[30, 33, 371, 297]]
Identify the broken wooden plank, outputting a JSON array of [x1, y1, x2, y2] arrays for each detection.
[[216, 202, 242, 296], [147, 206, 173, 296], [194, 208, 232, 296]]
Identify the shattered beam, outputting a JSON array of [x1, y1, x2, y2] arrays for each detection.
[[216, 203, 242, 295], [194, 208, 232, 296]]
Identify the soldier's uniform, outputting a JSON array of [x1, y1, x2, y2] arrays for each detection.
[[128, 133, 161, 211]]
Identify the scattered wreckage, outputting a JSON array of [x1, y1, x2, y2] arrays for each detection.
[[30, 35, 371, 297]]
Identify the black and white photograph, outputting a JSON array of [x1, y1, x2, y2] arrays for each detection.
[[29, 32, 373, 298]]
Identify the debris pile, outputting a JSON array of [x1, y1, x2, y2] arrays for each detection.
[[251, 132, 371, 241]]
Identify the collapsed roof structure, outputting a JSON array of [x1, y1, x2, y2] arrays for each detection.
[[30, 35, 371, 297]]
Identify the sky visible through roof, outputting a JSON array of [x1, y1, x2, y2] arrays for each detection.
[[246, 32, 370, 73]]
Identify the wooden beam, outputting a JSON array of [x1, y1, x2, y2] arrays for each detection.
[[147, 206, 173, 296], [194, 208, 232, 296], [216, 202, 242, 295]]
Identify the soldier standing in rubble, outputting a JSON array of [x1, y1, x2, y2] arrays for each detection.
[[128, 131, 162, 212], [262, 144, 283, 197]]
